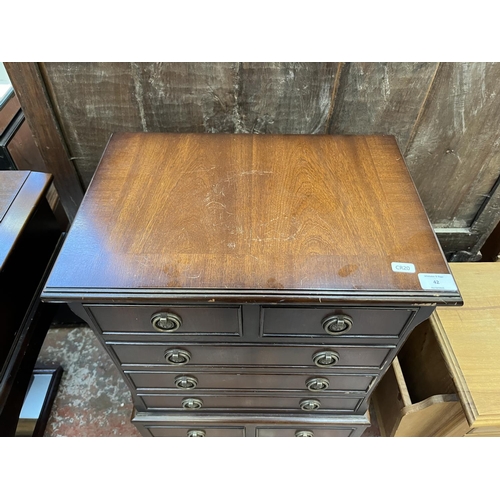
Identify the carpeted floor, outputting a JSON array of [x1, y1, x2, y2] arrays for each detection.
[[37, 326, 380, 437]]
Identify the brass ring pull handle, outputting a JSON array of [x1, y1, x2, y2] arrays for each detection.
[[295, 430, 314, 437], [305, 377, 330, 392], [175, 375, 198, 390], [182, 398, 203, 409], [151, 312, 182, 332], [164, 348, 191, 365], [187, 429, 206, 437], [312, 350, 340, 367], [322, 314, 353, 335], [299, 399, 321, 411]]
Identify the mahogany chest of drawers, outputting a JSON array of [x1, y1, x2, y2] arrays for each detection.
[[42, 133, 462, 437]]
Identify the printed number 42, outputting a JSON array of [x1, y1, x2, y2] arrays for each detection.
[[433, 280, 440, 284]]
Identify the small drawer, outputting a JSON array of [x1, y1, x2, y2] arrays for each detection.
[[372, 357, 467, 437], [144, 426, 244, 437], [261, 306, 415, 338], [110, 342, 394, 369], [126, 370, 376, 393], [256, 427, 354, 437], [138, 394, 363, 413], [87, 305, 242, 336], [372, 320, 469, 437]]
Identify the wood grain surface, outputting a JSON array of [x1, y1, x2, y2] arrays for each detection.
[[41, 63, 341, 186], [372, 357, 468, 437], [0, 171, 53, 268], [41, 62, 237, 186], [44, 133, 459, 303], [0, 171, 28, 222], [405, 63, 500, 227], [397, 316, 457, 402], [434, 262, 500, 429], [396, 396, 467, 437], [4, 63, 83, 221], [329, 62, 438, 150], [8, 62, 500, 259], [237, 63, 340, 134], [0, 91, 20, 135], [6, 119, 46, 173]]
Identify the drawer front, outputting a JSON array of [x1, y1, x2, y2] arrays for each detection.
[[256, 427, 354, 437], [88, 305, 242, 336], [145, 426, 245, 437], [133, 410, 371, 437], [261, 306, 415, 338], [110, 343, 393, 369], [139, 394, 363, 412], [126, 370, 375, 393]]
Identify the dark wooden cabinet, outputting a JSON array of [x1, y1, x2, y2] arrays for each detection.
[[0, 88, 68, 230], [42, 133, 462, 437], [0, 91, 43, 172], [0, 171, 62, 435]]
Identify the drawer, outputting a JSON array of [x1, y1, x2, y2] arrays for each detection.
[[110, 342, 394, 369], [138, 394, 363, 412], [261, 306, 415, 338], [256, 427, 354, 437], [144, 426, 244, 437], [132, 410, 371, 437], [87, 305, 242, 336], [126, 370, 376, 393], [372, 320, 469, 437], [372, 357, 467, 437]]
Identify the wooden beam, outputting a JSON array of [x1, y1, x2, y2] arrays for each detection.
[[4, 63, 83, 221]]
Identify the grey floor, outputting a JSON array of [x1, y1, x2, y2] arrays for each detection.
[[37, 326, 380, 437], [38, 327, 140, 436]]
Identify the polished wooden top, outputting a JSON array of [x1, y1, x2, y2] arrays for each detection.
[[433, 263, 500, 429], [44, 133, 460, 303], [0, 171, 29, 222], [0, 171, 53, 268]]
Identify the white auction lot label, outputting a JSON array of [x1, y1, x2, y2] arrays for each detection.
[[418, 273, 458, 291], [391, 262, 416, 273]]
